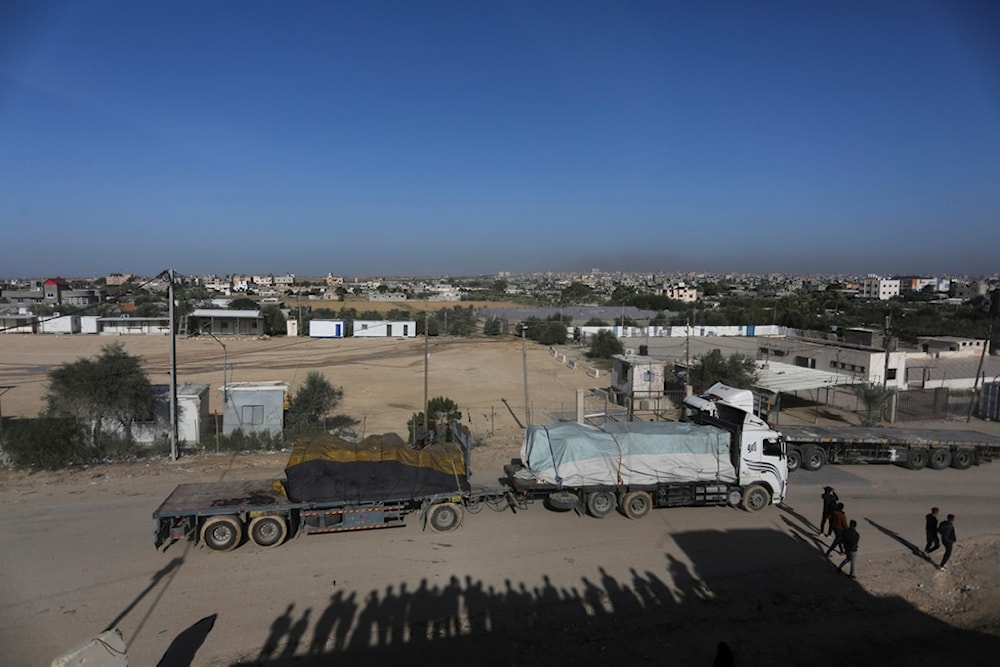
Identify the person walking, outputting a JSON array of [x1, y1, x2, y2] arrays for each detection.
[[825, 503, 848, 556], [938, 514, 957, 571], [820, 486, 839, 536], [924, 507, 940, 554], [838, 519, 860, 578]]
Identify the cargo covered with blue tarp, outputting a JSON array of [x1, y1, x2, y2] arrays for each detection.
[[519, 421, 736, 487]]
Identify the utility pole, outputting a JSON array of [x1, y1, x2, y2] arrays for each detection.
[[168, 269, 178, 461], [684, 316, 691, 396], [423, 310, 429, 438], [882, 310, 892, 388], [522, 324, 531, 425]]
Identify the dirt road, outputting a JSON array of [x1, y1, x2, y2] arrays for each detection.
[[2, 450, 1000, 666]]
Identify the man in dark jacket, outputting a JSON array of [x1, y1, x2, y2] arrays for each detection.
[[938, 514, 957, 570], [924, 507, 940, 554], [838, 519, 860, 578], [820, 486, 839, 536]]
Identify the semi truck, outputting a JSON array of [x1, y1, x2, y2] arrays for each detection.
[[503, 406, 788, 516], [683, 383, 1000, 473], [153, 430, 509, 552]]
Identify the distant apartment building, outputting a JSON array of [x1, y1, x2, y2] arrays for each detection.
[[325, 274, 345, 286], [662, 283, 697, 303], [106, 272, 133, 286], [952, 280, 989, 300], [1, 277, 105, 308], [860, 276, 900, 300], [274, 274, 296, 287], [253, 274, 274, 287]]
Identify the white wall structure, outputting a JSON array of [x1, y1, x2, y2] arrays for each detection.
[[221, 381, 287, 437], [39, 314, 81, 334], [352, 320, 417, 337], [309, 319, 345, 338]]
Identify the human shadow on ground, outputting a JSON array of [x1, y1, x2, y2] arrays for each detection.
[[237, 526, 1000, 666], [865, 517, 936, 563]]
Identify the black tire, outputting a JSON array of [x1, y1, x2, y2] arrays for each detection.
[[786, 448, 802, 473], [801, 446, 827, 472], [928, 447, 952, 471], [428, 503, 463, 533], [586, 491, 616, 518], [620, 491, 652, 520], [741, 484, 771, 512], [249, 516, 287, 548], [200, 516, 243, 552], [906, 448, 928, 471], [546, 491, 579, 512], [950, 448, 975, 470]]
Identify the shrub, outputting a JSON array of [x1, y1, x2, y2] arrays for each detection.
[[2, 416, 88, 469]]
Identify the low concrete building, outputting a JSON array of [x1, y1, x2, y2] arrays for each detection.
[[0, 314, 39, 334], [189, 309, 264, 336], [104, 382, 210, 446], [220, 381, 288, 437], [309, 319, 345, 338], [352, 320, 416, 337], [97, 317, 171, 335]]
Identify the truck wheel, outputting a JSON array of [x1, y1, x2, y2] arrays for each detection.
[[200, 516, 243, 552], [741, 484, 771, 512], [786, 448, 802, 473], [950, 448, 975, 470], [249, 516, 287, 548], [906, 448, 928, 471], [586, 491, 616, 518], [620, 491, 652, 520], [801, 446, 826, 472], [928, 448, 952, 470], [428, 503, 463, 533], [545, 491, 579, 512], [727, 490, 743, 506]]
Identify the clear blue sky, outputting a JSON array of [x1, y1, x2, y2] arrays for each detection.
[[2, 1, 998, 278]]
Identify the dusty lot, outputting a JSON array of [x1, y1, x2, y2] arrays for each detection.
[[0, 333, 598, 445]]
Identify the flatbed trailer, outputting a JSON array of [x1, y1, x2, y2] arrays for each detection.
[[780, 425, 1000, 472], [153, 477, 510, 551], [153, 427, 512, 552]]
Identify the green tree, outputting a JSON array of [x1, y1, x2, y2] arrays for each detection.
[[852, 383, 895, 427], [408, 396, 462, 444], [587, 329, 624, 359], [45, 342, 154, 448], [688, 350, 759, 393], [483, 316, 506, 336], [229, 297, 258, 310], [285, 371, 344, 434], [261, 305, 286, 336], [561, 281, 594, 304], [537, 321, 568, 345]]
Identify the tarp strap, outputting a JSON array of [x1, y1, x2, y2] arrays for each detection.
[[608, 432, 625, 486], [543, 424, 564, 489]]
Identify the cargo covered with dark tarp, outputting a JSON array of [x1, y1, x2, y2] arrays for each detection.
[[283, 433, 470, 503]]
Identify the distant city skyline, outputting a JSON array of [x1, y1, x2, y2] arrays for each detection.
[[2, 2, 998, 278]]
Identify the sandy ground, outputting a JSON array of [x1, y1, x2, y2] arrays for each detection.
[[0, 333, 598, 445], [3, 334, 1000, 664]]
